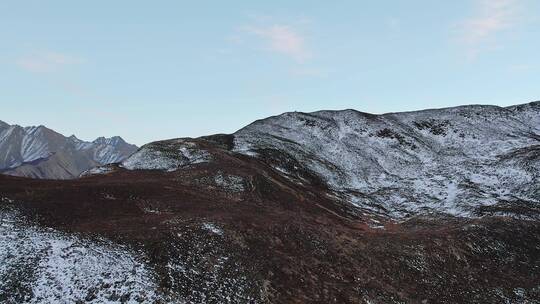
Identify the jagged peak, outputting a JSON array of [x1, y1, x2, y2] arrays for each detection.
[[68, 135, 81, 142], [92, 136, 107, 144], [0, 120, 137, 178], [110, 135, 125, 142], [23, 125, 40, 134], [93, 136, 127, 146]]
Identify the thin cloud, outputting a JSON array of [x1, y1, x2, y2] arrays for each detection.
[[244, 24, 311, 62], [459, 0, 522, 57], [16, 52, 82, 73]]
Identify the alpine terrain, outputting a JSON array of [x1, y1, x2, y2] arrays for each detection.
[[1, 101, 539, 303], [0, 120, 137, 179]]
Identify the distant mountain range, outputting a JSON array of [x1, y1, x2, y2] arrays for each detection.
[[0, 120, 137, 179]]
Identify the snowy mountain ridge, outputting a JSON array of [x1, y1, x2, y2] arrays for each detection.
[[232, 101, 540, 218], [0, 121, 137, 179], [117, 101, 540, 218]]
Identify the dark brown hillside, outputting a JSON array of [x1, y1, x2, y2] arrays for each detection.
[[1, 135, 539, 303]]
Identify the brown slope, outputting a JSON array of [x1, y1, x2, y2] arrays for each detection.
[[0, 137, 539, 303]]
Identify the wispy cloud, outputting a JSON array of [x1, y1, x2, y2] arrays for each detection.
[[243, 24, 311, 62], [16, 52, 82, 73], [458, 0, 523, 57]]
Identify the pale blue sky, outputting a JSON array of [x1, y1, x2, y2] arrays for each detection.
[[1, 0, 539, 145]]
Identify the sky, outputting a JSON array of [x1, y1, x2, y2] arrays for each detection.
[[1, 0, 539, 146]]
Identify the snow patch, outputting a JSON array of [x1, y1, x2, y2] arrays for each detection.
[[121, 139, 211, 172], [0, 209, 163, 303], [80, 165, 115, 177], [201, 222, 224, 235], [214, 172, 245, 193]]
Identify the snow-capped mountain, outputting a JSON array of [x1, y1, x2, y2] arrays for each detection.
[[0, 121, 137, 179], [116, 101, 540, 219]]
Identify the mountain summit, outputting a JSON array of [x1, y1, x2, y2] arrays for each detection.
[[0, 121, 137, 179]]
